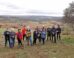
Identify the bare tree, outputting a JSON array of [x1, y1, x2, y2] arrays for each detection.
[[63, 2, 74, 30]]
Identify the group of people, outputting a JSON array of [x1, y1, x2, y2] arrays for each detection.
[[3, 25, 61, 48], [47, 25, 61, 43], [33, 25, 61, 45]]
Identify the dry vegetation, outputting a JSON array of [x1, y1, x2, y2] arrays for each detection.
[[0, 21, 74, 58]]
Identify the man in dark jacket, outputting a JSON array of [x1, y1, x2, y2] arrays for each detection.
[[33, 28, 38, 45], [56, 25, 61, 40], [4, 28, 10, 47], [51, 26, 56, 43], [37, 29, 41, 43], [36, 26, 41, 43], [47, 27, 52, 40]]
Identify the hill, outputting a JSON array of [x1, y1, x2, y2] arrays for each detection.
[[0, 15, 62, 22]]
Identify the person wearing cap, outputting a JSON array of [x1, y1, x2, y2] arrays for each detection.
[[9, 28, 16, 48]]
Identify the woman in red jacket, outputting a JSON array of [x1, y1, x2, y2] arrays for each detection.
[[16, 29, 23, 48], [21, 26, 26, 41]]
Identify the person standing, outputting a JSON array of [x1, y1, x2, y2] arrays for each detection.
[[51, 26, 56, 43], [9, 28, 16, 48], [36, 26, 40, 43], [4, 28, 10, 47], [33, 28, 38, 45], [16, 29, 23, 48], [56, 25, 61, 40], [36, 26, 41, 43], [41, 28, 46, 45], [47, 27, 52, 40], [38, 29, 41, 43], [26, 26, 32, 46], [21, 25, 26, 41]]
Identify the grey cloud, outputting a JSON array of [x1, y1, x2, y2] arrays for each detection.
[[0, 2, 20, 9]]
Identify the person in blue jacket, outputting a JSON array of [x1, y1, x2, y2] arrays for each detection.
[[41, 28, 46, 45], [9, 28, 16, 48]]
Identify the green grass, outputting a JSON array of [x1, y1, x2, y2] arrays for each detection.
[[62, 36, 74, 45], [61, 34, 74, 43], [0, 28, 5, 34]]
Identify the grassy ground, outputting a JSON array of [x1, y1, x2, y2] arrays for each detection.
[[0, 28, 74, 58], [0, 40, 74, 58]]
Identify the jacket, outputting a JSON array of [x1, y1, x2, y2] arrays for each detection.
[[56, 27, 61, 33], [21, 28, 26, 35], [51, 28, 56, 35], [16, 32, 23, 40], [4, 31, 10, 36], [41, 31, 46, 39], [10, 31, 16, 38], [33, 31, 38, 39], [26, 30, 31, 37]]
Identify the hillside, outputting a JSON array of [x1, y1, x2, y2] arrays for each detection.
[[0, 15, 62, 22]]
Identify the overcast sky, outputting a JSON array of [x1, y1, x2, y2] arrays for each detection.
[[0, 0, 74, 16]]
